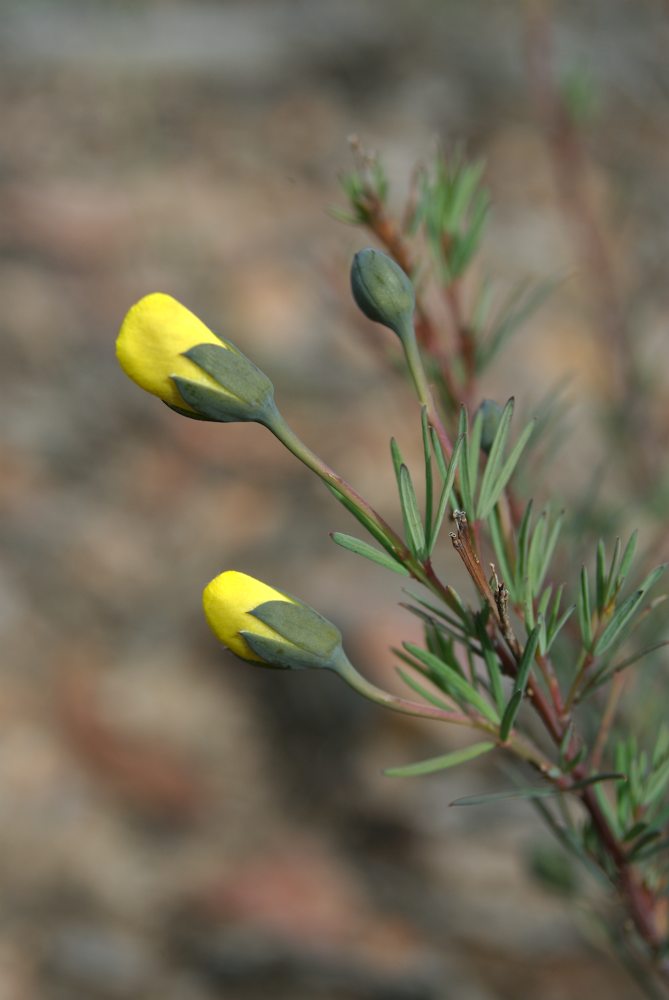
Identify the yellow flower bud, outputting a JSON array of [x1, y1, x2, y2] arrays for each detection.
[[116, 293, 227, 411], [203, 571, 296, 663], [117, 293, 276, 422], [203, 570, 343, 670]]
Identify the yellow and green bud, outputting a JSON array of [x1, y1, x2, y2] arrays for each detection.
[[116, 293, 275, 423], [203, 570, 343, 671], [350, 248, 415, 338]]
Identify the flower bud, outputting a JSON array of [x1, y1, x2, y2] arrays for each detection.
[[203, 570, 343, 671], [476, 398, 504, 454], [116, 293, 275, 423], [350, 248, 415, 337]]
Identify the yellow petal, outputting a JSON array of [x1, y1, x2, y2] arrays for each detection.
[[203, 570, 295, 662], [116, 292, 228, 408]]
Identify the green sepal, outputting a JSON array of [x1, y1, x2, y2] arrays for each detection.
[[241, 632, 335, 671], [164, 400, 216, 421], [350, 248, 415, 337], [173, 342, 275, 422], [249, 600, 342, 665], [172, 378, 258, 422]]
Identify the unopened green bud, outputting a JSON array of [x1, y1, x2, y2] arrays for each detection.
[[350, 248, 415, 337], [477, 399, 504, 454]]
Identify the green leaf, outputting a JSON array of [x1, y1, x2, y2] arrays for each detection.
[[603, 536, 622, 606], [477, 397, 514, 518], [395, 665, 455, 711], [429, 434, 463, 555], [404, 643, 500, 723], [451, 772, 624, 806], [430, 426, 449, 480], [385, 740, 496, 778], [644, 755, 669, 807], [478, 278, 557, 369], [582, 640, 669, 696], [515, 500, 534, 597], [488, 506, 515, 598], [631, 835, 669, 862], [474, 614, 506, 715], [594, 564, 667, 656], [536, 511, 564, 595], [390, 437, 404, 483], [478, 418, 535, 521], [546, 599, 574, 654], [596, 539, 607, 612], [578, 566, 593, 649], [499, 624, 541, 740], [330, 532, 409, 575], [398, 464, 426, 558], [616, 530, 638, 591], [401, 600, 470, 643], [458, 407, 475, 518], [420, 408, 434, 550], [325, 483, 399, 558]]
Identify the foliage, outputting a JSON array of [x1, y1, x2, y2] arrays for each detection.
[[117, 142, 669, 994]]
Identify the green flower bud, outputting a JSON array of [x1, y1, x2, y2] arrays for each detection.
[[477, 398, 504, 454], [350, 248, 415, 337]]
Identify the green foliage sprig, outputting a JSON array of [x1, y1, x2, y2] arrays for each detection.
[[117, 144, 669, 993]]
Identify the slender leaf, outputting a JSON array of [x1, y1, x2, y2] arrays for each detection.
[[458, 407, 475, 518], [537, 511, 564, 593], [595, 564, 667, 656], [578, 566, 593, 649], [385, 740, 495, 778], [632, 836, 669, 862], [430, 434, 463, 554], [430, 426, 448, 480], [398, 464, 426, 557], [452, 772, 624, 806], [499, 624, 541, 740], [479, 279, 557, 368], [476, 397, 514, 518], [489, 506, 514, 596], [330, 532, 409, 575], [596, 539, 607, 612], [390, 437, 404, 484], [404, 643, 499, 723], [421, 408, 434, 549], [396, 665, 455, 711], [326, 484, 398, 557], [616, 530, 638, 590], [582, 640, 669, 696], [478, 418, 535, 520]]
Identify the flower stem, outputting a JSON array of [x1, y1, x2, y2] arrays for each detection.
[[264, 404, 411, 562], [398, 318, 454, 461], [334, 651, 485, 728]]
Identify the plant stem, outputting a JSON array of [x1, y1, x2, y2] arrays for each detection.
[[334, 651, 482, 727], [398, 318, 455, 461], [265, 405, 410, 561]]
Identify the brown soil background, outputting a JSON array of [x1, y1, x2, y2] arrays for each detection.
[[2, 1, 669, 998]]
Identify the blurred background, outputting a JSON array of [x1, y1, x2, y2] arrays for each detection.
[[2, 1, 669, 997]]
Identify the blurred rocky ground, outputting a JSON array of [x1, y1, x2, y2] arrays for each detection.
[[1, 0, 669, 997]]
